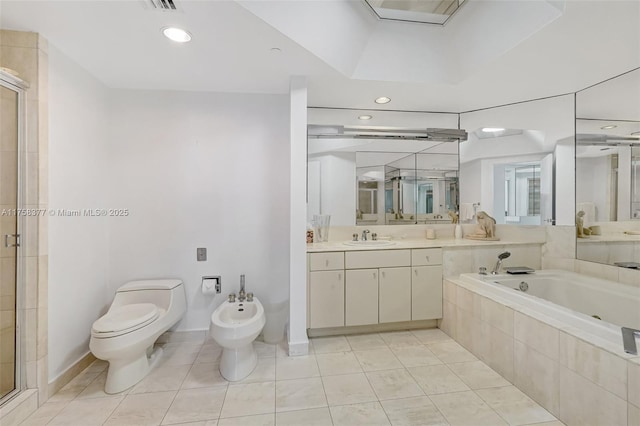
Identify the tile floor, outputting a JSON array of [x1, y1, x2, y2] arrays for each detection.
[[20, 329, 564, 425]]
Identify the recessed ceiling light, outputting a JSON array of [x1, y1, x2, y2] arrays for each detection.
[[270, 47, 282, 53], [375, 96, 391, 104], [482, 127, 505, 132], [358, 115, 373, 120], [162, 27, 192, 43], [601, 125, 617, 130], [631, 131, 640, 136]]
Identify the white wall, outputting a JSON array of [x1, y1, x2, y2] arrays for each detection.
[[48, 45, 111, 380], [107, 89, 290, 332], [576, 156, 610, 222]]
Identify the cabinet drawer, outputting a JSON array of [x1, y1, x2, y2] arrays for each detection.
[[345, 250, 411, 269], [309, 252, 345, 271], [411, 248, 442, 266]]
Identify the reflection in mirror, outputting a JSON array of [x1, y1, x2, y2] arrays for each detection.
[[575, 68, 640, 267], [308, 108, 462, 226], [459, 95, 575, 227]]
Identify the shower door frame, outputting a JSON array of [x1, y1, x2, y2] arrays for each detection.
[[0, 71, 27, 406]]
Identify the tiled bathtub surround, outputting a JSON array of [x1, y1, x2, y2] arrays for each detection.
[[19, 331, 560, 425], [442, 276, 640, 425]]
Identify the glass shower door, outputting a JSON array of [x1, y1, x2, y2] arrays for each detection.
[[0, 83, 19, 400]]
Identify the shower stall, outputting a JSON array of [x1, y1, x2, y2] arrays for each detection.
[[0, 69, 27, 406]]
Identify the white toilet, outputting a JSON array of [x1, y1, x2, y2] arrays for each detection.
[[89, 279, 187, 394], [210, 297, 266, 381]]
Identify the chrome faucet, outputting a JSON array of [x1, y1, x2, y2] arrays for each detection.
[[238, 274, 246, 302], [362, 229, 371, 241], [622, 327, 640, 355], [491, 251, 511, 274]]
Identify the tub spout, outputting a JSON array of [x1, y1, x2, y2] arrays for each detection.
[[622, 327, 640, 355], [491, 251, 511, 275]]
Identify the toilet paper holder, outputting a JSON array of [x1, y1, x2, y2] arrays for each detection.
[[202, 276, 221, 294]]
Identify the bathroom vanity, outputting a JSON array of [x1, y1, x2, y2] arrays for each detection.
[[307, 246, 443, 335]]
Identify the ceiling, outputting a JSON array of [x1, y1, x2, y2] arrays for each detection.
[[1, 0, 639, 112]]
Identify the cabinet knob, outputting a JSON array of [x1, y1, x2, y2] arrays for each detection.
[[426, 256, 430, 262], [414, 270, 418, 276], [338, 273, 342, 280], [325, 259, 329, 267], [373, 272, 377, 279], [382, 271, 385, 278]]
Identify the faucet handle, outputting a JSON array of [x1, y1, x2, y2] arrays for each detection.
[[247, 292, 254, 302], [352, 233, 359, 241], [228, 293, 236, 302], [479, 267, 487, 275], [372, 233, 377, 241]]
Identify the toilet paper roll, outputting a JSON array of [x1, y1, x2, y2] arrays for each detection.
[[202, 278, 217, 295]]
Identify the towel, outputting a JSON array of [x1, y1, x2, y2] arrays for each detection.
[[459, 203, 475, 221], [577, 202, 596, 224]]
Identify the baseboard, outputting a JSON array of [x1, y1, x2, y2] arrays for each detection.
[[287, 340, 310, 356], [47, 352, 96, 398], [0, 389, 38, 426], [307, 319, 438, 337]]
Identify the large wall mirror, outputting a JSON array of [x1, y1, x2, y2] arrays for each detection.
[[575, 68, 640, 267], [459, 95, 575, 226], [307, 108, 463, 226]]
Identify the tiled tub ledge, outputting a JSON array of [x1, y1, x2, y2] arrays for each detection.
[[441, 271, 640, 426]]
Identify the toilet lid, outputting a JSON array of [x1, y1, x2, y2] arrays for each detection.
[[93, 303, 159, 334]]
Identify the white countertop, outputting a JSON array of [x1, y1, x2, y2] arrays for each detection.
[[307, 238, 544, 253], [577, 234, 640, 243]]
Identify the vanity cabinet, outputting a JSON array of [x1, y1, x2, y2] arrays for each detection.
[[411, 248, 443, 320], [308, 252, 345, 328], [345, 269, 379, 326], [307, 247, 443, 331]]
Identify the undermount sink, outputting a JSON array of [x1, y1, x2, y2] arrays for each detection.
[[343, 240, 395, 247]]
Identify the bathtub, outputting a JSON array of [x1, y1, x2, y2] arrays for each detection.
[[446, 270, 640, 425], [460, 269, 640, 347]]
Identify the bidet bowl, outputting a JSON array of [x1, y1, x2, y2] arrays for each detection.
[[210, 298, 266, 349]]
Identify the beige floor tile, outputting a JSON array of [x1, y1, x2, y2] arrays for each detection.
[[346, 333, 386, 351], [195, 344, 223, 364], [380, 331, 421, 347], [275, 341, 290, 358], [218, 413, 274, 426], [354, 348, 403, 372], [476, 386, 556, 425], [407, 365, 469, 395], [47, 370, 101, 402], [162, 386, 226, 424], [448, 361, 511, 389], [275, 355, 319, 380], [254, 341, 277, 358], [380, 396, 449, 426], [428, 341, 477, 364], [104, 391, 176, 426], [321, 372, 378, 406], [411, 328, 453, 344], [239, 357, 276, 384], [275, 377, 327, 412], [159, 343, 203, 366], [526, 422, 565, 426], [220, 381, 275, 418], [430, 390, 508, 426], [391, 345, 442, 368], [48, 396, 124, 425], [131, 364, 191, 394], [315, 351, 363, 376], [172, 421, 218, 426], [76, 371, 131, 399], [182, 362, 229, 389], [83, 359, 109, 374], [20, 401, 68, 426], [311, 336, 351, 354], [275, 407, 333, 426], [330, 401, 391, 426], [366, 369, 424, 401]]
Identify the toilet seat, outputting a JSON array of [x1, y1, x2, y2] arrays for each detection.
[[92, 303, 160, 338]]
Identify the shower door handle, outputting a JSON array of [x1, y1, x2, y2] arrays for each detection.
[[4, 233, 20, 248], [622, 327, 640, 355]]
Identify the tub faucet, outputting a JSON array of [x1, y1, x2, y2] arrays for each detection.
[[362, 229, 370, 241], [491, 251, 511, 274], [622, 327, 640, 355], [238, 274, 246, 302]]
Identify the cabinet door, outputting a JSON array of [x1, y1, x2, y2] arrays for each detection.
[[411, 266, 443, 320], [309, 271, 344, 328], [345, 269, 378, 326], [379, 267, 412, 323]]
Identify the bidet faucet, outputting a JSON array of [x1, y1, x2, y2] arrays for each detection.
[[491, 251, 511, 275], [362, 229, 371, 241], [238, 274, 246, 302]]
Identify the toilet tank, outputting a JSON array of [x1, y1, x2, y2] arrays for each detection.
[[111, 279, 185, 311]]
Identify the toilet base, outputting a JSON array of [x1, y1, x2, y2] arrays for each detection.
[[219, 344, 258, 381], [105, 346, 164, 394]]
